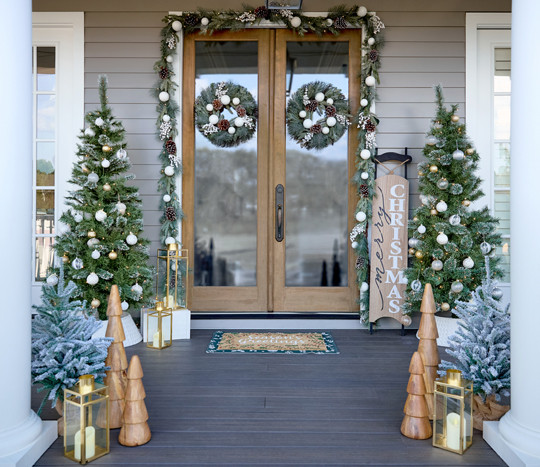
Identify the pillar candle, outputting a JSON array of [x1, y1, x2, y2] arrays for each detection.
[[446, 412, 461, 450], [74, 425, 95, 460], [153, 330, 161, 348]]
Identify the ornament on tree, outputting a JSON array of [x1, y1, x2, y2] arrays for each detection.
[[101, 159, 110, 168], [116, 202, 127, 215], [429, 165, 438, 173], [91, 250, 101, 260], [417, 225, 426, 234], [451, 114, 460, 122], [86, 272, 99, 286], [415, 251, 424, 259], [163, 194, 171, 202], [355, 211, 367, 222], [159, 91, 170, 102], [131, 283, 143, 295], [121, 301, 129, 311], [91, 298, 101, 308], [73, 213, 83, 223], [492, 287, 503, 300], [365, 76, 376, 87], [108, 251, 118, 260], [116, 148, 127, 159], [436, 201, 448, 212], [103, 183, 111, 192], [102, 145, 112, 153], [95, 209, 107, 222], [84, 127, 95, 137], [411, 279, 422, 292], [436, 232, 448, 245], [463, 257, 474, 269], [437, 179, 449, 190], [441, 302, 450, 311], [95, 117, 104, 127], [449, 214, 461, 226], [451, 281, 464, 293], [409, 238, 419, 248], [46, 274, 59, 286], [431, 260, 443, 271], [480, 241, 492, 254], [452, 149, 465, 161], [87, 238, 99, 248], [72, 258, 84, 270], [87, 172, 99, 184], [126, 233, 138, 246], [88, 230, 97, 238]]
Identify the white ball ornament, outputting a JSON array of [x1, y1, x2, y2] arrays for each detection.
[[360, 149, 371, 160], [58, 223, 70, 235], [451, 281, 464, 293], [303, 119, 313, 129], [351, 241, 359, 249], [290, 16, 302, 28], [361, 172, 369, 180], [356, 211, 367, 222], [426, 135, 437, 146], [201, 17, 209, 26], [165, 236, 176, 245], [74, 213, 83, 223], [480, 241, 492, 254], [87, 238, 100, 247], [208, 114, 219, 125], [453, 149, 465, 161], [87, 172, 99, 184], [171, 20, 182, 31], [84, 128, 95, 137], [162, 114, 171, 123], [232, 97, 240, 105], [131, 283, 143, 295], [101, 159, 110, 168], [367, 37, 376, 46], [126, 233, 138, 245], [325, 18, 333, 27], [357, 6, 368, 16], [365, 76, 376, 87], [159, 91, 170, 102], [95, 209, 107, 222], [235, 118, 245, 127], [298, 110, 307, 118], [326, 116, 337, 127], [164, 165, 175, 176], [411, 279, 422, 292], [463, 257, 474, 269], [46, 274, 59, 286], [72, 258, 84, 270], [116, 148, 127, 159], [449, 214, 461, 226], [116, 202, 127, 215], [315, 92, 325, 102], [166, 55, 173, 63], [206, 104, 214, 112], [417, 225, 426, 234], [95, 117, 104, 127], [409, 238, 419, 248], [86, 272, 99, 286], [431, 260, 443, 271], [360, 282, 369, 292], [326, 98, 334, 105], [228, 127, 236, 134], [163, 194, 171, 202], [91, 250, 101, 260], [436, 232, 449, 245], [220, 95, 231, 106], [492, 288, 503, 300], [121, 301, 129, 311], [360, 98, 369, 107], [322, 127, 330, 135], [436, 200, 448, 212]]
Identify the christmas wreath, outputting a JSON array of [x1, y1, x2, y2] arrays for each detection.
[[195, 81, 257, 148], [286, 81, 350, 150]]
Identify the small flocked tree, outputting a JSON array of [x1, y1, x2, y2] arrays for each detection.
[[440, 256, 510, 402], [53, 76, 153, 319], [404, 85, 501, 315], [31, 267, 112, 412]]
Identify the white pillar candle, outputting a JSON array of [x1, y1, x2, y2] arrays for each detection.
[[74, 426, 96, 460], [153, 330, 161, 348], [446, 412, 461, 450]]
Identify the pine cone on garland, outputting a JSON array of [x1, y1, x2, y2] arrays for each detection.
[[165, 206, 177, 221], [184, 14, 199, 27], [159, 67, 170, 80], [368, 49, 379, 63], [359, 184, 369, 197], [334, 16, 347, 29], [212, 99, 223, 111], [165, 139, 177, 155], [365, 120, 376, 132], [254, 6, 270, 19], [326, 105, 336, 117], [217, 119, 230, 131], [311, 124, 322, 134], [355, 256, 366, 270], [236, 106, 247, 117], [306, 100, 319, 112]]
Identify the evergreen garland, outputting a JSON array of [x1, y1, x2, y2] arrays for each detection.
[[154, 5, 385, 321]]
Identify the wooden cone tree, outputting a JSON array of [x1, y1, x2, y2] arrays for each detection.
[[401, 351, 432, 440], [417, 283, 440, 419], [103, 285, 127, 429], [119, 355, 151, 446]]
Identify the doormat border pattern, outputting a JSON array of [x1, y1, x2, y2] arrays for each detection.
[[206, 331, 339, 354]]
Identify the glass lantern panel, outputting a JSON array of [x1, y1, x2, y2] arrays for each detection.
[[147, 311, 172, 348], [157, 253, 187, 308], [64, 400, 81, 458], [434, 392, 465, 452]]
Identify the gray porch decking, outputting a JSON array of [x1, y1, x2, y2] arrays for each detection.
[[33, 329, 505, 466]]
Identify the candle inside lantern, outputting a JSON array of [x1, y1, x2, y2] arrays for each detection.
[[446, 412, 461, 450], [152, 330, 161, 348], [74, 426, 96, 460], [167, 294, 175, 308]]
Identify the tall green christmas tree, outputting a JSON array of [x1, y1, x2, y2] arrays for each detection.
[[403, 86, 501, 316], [53, 76, 153, 320]]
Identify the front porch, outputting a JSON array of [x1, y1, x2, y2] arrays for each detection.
[[34, 330, 504, 465]]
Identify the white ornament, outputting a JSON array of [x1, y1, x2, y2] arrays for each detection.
[[228, 127, 236, 134], [326, 116, 337, 127], [360, 149, 371, 160], [303, 119, 313, 129], [234, 117, 245, 127], [201, 17, 209, 26], [116, 148, 127, 159], [436, 232, 449, 245], [95, 117, 104, 127], [327, 98, 334, 105], [322, 127, 330, 135], [453, 149, 465, 160], [74, 213, 83, 223], [315, 92, 325, 102], [116, 202, 127, 215], [436, 200, 448, 212], [451, 281, 464, 293], [492, 288, 503, 300], [291, 16, 302, 28], [357, 6, 368, 16], [409, 238, 419, 248], [164, 165, 175, 176], [95, 209, 107, 222], [325, 18, 333, 27], [365, 76, 376, 87], [431, 260, 443, 271], [417, 225, 426, 234], [361, 172, 369, 180], [367, 37, 376, 46], [360, 98, 369, 107], [163, 194, 171, 202], [121, 301, 129, 311], [480, 241, 492, 255], [165, 236, 176, 245], [87, 172, 99, 184], [159, 91, 170, 102], [411, 279, 422, 292], [163, 114, 171, 123], [360, 282, 369, 292], [86, 272, 99, 286], [91, 250, 101, 260], [72, 258, 84, 270], [449, 214, 461, 226], [126, 233, 138, 245], [171, 20, 182, 31], [206, 104, 213, 112], [131, 283, 143, 294], [166, 55, 173, 63], [463, 257, 474, 269], [232, 97, 240, 105], [46, 274, 58, 286], [426, 135, 437, 146], [356, 211, 367, 222], [299, 110, 307, 118], [87, 238, 99, 247], [101, 159, 110, 168], [220, 95, 231, 106], [351, 241, 359, 249], [84, 128, 95, 137], [209, 114, 219, 125]]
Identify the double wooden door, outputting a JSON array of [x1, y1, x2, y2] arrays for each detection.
[[183, 29, 361, 312]]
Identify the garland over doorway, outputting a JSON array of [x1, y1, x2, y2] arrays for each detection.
[[152, 5, 385, 322]]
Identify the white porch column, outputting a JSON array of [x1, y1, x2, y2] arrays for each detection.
[[483, 0, 540, 465], [0, 0, 56, 465]]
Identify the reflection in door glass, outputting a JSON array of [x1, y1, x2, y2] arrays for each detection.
[[285, 42, 349, 287], [194, 41, 258, 287]]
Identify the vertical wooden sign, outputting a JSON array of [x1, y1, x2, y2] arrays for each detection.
[[369, 174, 411, 326]]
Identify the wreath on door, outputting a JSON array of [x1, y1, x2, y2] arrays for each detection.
[[195, 81, 258, 148], [286, 81, 350, 150]]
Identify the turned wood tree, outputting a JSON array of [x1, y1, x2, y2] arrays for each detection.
[[401, 351, 432, 440], [417, 283, 440, 419], [104, 285, 127, 428], [119, 355, 151, 446]]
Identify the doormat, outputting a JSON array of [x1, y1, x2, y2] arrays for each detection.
[[206, 331, 339, 354]]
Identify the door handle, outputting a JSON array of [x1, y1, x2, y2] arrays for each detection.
[[275, 184, 284, 242]]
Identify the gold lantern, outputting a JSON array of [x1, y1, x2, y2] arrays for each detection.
[[156, 243, 188, 310], [63, 375, 109, 464], [146, 300, 172, 349], [433, 369, 473, 454]]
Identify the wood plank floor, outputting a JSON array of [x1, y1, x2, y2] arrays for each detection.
[[33, 329, 505, 466]]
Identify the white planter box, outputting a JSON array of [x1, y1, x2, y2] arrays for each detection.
[[434, 315, 463, 348], [140, 308, 191, 341], [91, 312, 142, 347]]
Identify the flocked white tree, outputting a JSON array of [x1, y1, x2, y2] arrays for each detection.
[[440, 257, 510, 401]]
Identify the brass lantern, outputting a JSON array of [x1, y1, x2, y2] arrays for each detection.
[[157, 243, 188, 309], [433, 369, 473, 454], [64, 375, 109, 464], [146, 300, 172, 349]]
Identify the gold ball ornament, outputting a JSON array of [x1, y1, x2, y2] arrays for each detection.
[[91, 298, 101, 308], [415, 250, 424, 259], [418, 171, 424, 177], [108, 250, 118, 260], [62, 254, 69, 263], [409, 248, 416, 256], [441, 302, 451, 312], [88, 230, 96, 238], [413, 217, 419, 222], [103, 183, 111, 191], [81, 164, 90, 173], [429, 165, 438, 173], [451, 114, 460, 122], [430, 209, 438, 215], [466, 148, 475, 155], [102, 145, 112, 152], [462, 200, 471, 207]]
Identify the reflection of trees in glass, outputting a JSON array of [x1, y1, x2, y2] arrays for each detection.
[[37, 159, 55, 186]]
